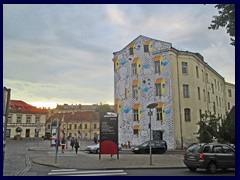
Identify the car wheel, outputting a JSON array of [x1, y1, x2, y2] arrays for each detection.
[[188, 167, 197, 171], [207, 162, 217, 174]]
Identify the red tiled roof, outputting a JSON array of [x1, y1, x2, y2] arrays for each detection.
[[9, 100, 49, 114], [46, 111, 99, 124]]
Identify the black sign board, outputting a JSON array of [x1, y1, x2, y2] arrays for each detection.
[[99, 113, 118, 159]]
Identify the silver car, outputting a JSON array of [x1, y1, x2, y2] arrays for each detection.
[[85, 143, 122, 154]]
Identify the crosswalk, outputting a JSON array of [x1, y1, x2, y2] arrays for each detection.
[[48, 169, 127, 176]]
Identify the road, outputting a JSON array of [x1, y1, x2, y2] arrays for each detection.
[[3, 140, 235, 176]]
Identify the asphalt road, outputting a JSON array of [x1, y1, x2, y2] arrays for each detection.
[[3, 140, 236, 176]]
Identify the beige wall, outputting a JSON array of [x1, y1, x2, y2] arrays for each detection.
[[6, 113, 46, 138], [170, 49, 235, 149]]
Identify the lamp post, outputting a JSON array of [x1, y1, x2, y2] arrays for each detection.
[[147, 103, 158, 165]]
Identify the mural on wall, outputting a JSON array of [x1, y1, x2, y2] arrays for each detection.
[[113, 35, 174, 149]]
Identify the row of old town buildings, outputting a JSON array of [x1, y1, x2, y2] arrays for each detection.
[[4, 101, 113, 140], [4, 35, 235, 149]]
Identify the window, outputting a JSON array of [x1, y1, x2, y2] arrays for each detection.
[[213, 146, 223, 153], [133, 129, 139, 135], [206, 73, 209, 83], [69, 124, 72, 130], [132, 86, 138, 99], [199, 109, 202, 120], [35, 116, 40, 123], [8, 115, 12, 123], [198, 87, 201, 100], [228, 89, 232, 97], [184, 108, 191, 122], [196, 66, 199, 78], [203, 146, 211, 153], [129, 47, 134, 55], [211, 83, 214, 94], [182, 62, 188, 74], [219, 97, 221, 107], [155, 83, 161, 96], [132, 64, 137, 75], [17, 116, 22, 123], [85, 124, 88, 129], [156, 108, 163, 121], [94, 124, 97, 129], [222, 145, 235, 154], [47, 124, 51, 129], [208, 92, 210, 103], [144, 45, 149, 52], [214, 79, 217, 88], [202, 70, 204, 82], [26, 116, 31, 123], [154, 61, 160, 74], [79, 124, 82, 129], [218, 81, 220, 90], [213, 102, 216, 114], [183, 85, 189, 98], [74, 124, 77, 129], [203, 89, 206, 101], [133, 110, 139, 121], [216, 96, 218, 106], [228, 102, 230, 110]]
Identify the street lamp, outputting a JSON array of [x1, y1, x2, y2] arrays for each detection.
[[147, 103, 158, 165]]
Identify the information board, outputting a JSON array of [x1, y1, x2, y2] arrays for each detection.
[[99, 113, 118, 158]]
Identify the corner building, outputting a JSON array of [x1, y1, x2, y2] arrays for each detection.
[[113, 35, 235, 149]]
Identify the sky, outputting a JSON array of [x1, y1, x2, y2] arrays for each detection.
[[3, 4, 235, 109]]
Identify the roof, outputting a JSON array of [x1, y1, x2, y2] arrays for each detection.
[[46, 111, 100, 124], [113, 35, 172, 55], [9, 100, 49, 114]]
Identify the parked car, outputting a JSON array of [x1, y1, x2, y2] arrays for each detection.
[[183, 143, 235, 174], [131, 140, 167, 154], [85, 143, 122, 154]]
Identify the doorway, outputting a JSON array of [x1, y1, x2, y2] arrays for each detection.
[[26, 129, 30, 138]]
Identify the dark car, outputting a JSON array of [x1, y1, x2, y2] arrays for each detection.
[[44, 132, 52, 140], [131, 140, 167, 154], [183, 143, 235, 174]]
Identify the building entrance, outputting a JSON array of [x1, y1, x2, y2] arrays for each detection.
[[153, 130, 163, 140]]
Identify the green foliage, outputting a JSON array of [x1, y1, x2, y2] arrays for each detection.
[[218, 106, 235, 144], [95, 103, 113, 121], [197, 113, 220, 143], [208, 4, 235, 46], [197, 106, 235, 144]]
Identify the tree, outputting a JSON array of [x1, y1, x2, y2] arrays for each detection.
[[95, 103, 113, 122], [197, 113, 220, 143], [208, 4, 235, 46], [218, 106, 235, 144]]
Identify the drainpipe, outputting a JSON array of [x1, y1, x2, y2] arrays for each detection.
[[176, 53, 183, 150]]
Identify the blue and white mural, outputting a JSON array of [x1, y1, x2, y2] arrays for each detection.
[[113, 35, 174, 149]]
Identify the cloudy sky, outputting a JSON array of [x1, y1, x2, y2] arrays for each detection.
[[3, 4, 235, 108]]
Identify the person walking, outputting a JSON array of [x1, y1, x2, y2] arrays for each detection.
[[74, 139, 80, 154], [61, 138, 66, 153], [70, 137, 74, 150]]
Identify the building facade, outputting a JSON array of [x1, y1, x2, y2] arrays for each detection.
[[6, 100, 49, 139], [45, 111, 100, 140], [113, 35, 235, 149]]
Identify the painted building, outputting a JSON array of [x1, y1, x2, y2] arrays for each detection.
[[6, 100, 49, 139], [113, 35, 235, 149], [45, 111, 100, 140]]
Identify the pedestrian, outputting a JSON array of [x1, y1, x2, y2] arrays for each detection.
[[74, 139, 80, 154], [70, 137, 74, 150], [61, 138, 66, 153]]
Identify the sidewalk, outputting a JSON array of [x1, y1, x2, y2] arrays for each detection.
[[30, 140, 186, 170]]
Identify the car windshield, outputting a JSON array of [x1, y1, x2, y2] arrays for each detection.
[[186, 144, 202, 153]]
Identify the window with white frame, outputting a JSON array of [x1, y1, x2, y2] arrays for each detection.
[[228, 89, 232, 97], [132, 86, 138, 99], [26, 116, 31, 123], [132, 64, 137, 75], [154, 61, 160, 74], [198, 87, 201, 100], [183, 84, 189, 98], [156, 108, 163, 121], [182, 62, 188, 74], [133, 109, 139, 121], [17, 115, 22, 123], [155, 83, 161, 96]]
